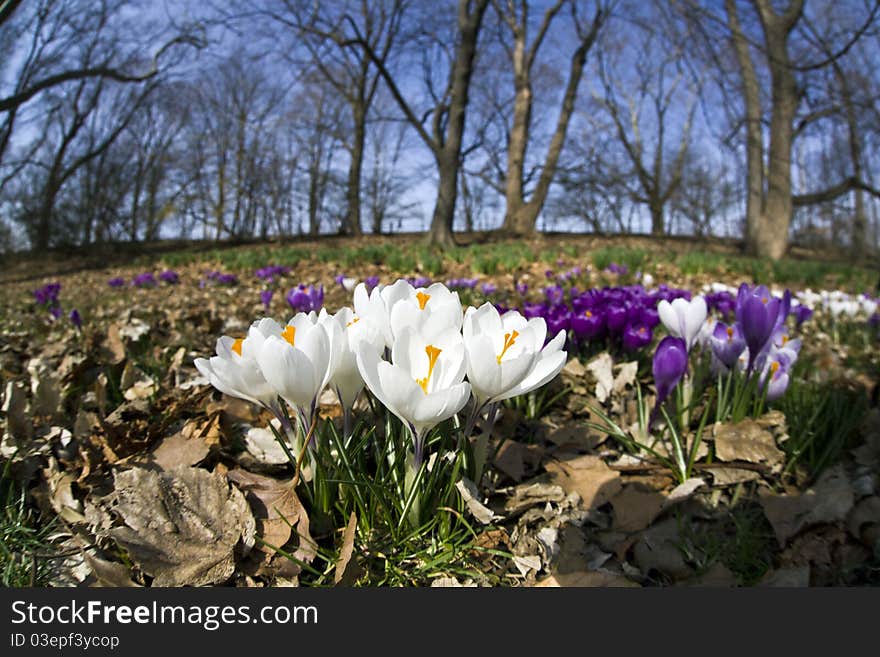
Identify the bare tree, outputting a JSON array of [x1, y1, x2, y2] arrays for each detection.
[[258, 0, 408, 237], [0, 0, 200, 166], [593, 21, 698, 236], [682, 0, 879, 259], [493, 0, 607, 235], [343, 0, 490, 247]]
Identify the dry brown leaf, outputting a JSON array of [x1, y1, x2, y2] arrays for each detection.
[[535, 570, 639, 587], [84, 553, 140, 588], [846, 496, 880, 546], [611, 483, 666, 533], [1, 381, 32, 449], [334, 512, 359, 585], [544, 454, 622, 511], [456, 478, 499, 524], [684, 562, 739, 587], [546, 424, 605, 451], [502, 481, 567, 515], [704, 466, 762, 486], [662, 477, 705, 508], [562, 357, 586, 379], [102, 324, 127, 364], [759, 567, 810, 587], [111, 466, 255, 587], [613, 361, 639, 393], [243, 422, 290, 466], [492, 440, 542, 481], [226, 468, 315, 564], [150, 414, 222, 470], [758, 464, 854, 546], [586, 352, 614, 403], [632, 517, 693, 580], [713, 418, 784, 468]]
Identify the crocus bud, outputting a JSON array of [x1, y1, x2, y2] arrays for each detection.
[[710, 321, 746, 370], [652, 336, 688, 408], [735, 284, 780, 371]]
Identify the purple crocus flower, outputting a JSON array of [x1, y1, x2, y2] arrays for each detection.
[[606, 304, 628, 334], [793, 304, 813, 327], [260, 289, 273, 311], [256, 265, 290, 283], [447, 277, 479, 290], [159, 270, 179, 285], [108, 277, 126, 288], [132, 272, 157, 288], [412, 276, 432, 288], [516, 282, 529, 297], [622, 324, 652, 351], [33, 283, 61, 307], [760, 349, 795, 401], [710, 322, 746, 370], [49, 305, 62, 320], [480, 282, 497, 296], [69, 309, 82, 330], [653, 336, 689, 410], [544, 285, 565, 307], [637, 305, 660, 329], [286, 284, 324, 313], [365, 276, 380, 293], [736, 284, 780, 371], [545, 308, 571, 338], [570, 308, 606, 341]]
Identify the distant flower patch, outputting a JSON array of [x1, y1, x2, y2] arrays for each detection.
[[159, 270, 180, 285], [132, 273, 157, 288]]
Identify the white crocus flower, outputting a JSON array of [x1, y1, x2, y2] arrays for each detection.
[[353, 281, 395, 349], [386, 281, 463, 344], [319, 306, 385, 415], [462, 303, 567, 406], [657, 296, 707, 351], [256, 312, 341, 426], [356, 324, 470, 464], [194, 318, 283, 413]]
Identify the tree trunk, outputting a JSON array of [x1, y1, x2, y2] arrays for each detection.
[[650, 201, 664, 236], [501, 48, 533, 235], [344, 105, 365, 236], [726, 0, 766, 255], [424, 0, 489, 248], [429, 153, 459, 247], [501, 3, 601, 237], [752, 1, 801, 260], [835, 64, 866, 259]]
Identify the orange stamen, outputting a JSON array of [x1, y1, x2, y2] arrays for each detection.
[[496, 330, 519, 364], [416, 345, 442, 394], [281, 325, 296, 346], [347, 317, 360, 328], [232, 338, 244, 356], [770, 361, 780, 375], [416, 291, 431, 310], [585, 310, 592, 318], [726, 326, 734, 339]]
